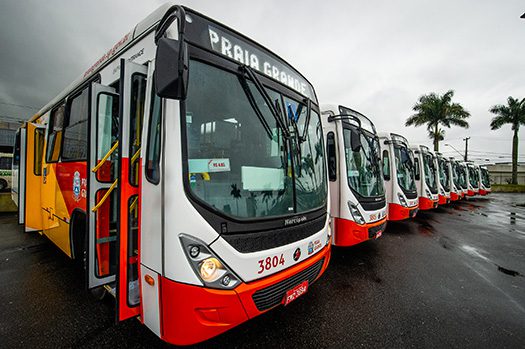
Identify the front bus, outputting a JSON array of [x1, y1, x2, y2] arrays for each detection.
[[16, 5, 331, 346], [411, 145, 439, 210], [322, 105, 387, 247], [466, 162, 479, 196], [436, 153, 451, 205], [479, 166, 491, 195]]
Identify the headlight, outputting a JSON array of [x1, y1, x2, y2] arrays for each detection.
[[348, 202, 366, 225], [180, 234, 240, 289], [397, 193, 408, 207]]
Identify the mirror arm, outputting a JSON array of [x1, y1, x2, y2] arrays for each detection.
[[155, 5, 186, 45]]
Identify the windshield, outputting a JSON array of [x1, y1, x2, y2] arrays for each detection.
[[468, 166, 479, 188], [456, 164, 467, 189], [438, 158, 450, 192], [481, 168, 491, 188], [393, 145, 416, 193], [422, 152, 438, 193], [343, 128, 384, 198], [183, 60, 326, 219]]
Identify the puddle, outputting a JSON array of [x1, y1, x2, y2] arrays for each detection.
[[497, 265, 521, 277]]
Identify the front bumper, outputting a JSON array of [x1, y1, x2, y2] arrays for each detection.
[[419, 196, 438, 210], [450, 192, 460, 201], [159, 244, 331, 345], [388, 203, 418, 221], [332, 217, 387, 247], [438, 195, 450, 205]]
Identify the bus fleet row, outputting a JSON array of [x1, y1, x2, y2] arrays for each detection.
[[10, 4, 491, 345], [325, 105, 491, 248]]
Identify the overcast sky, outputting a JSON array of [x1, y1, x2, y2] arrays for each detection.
[[1, 0, 524, 163]]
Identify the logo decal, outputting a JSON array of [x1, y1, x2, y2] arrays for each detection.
[[307, 242, 314, 255], [293, 248, 301, 261], [73, 171, 81, 202], [284, 216, 307, 226]]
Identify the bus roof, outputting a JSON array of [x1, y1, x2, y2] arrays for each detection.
[[31, 3, 318, 121]]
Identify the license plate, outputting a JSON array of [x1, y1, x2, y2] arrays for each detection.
[[283, 281, 308, 306], [375, 231, 383, 239]]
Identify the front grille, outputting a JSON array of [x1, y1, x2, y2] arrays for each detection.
[[223, 214, 326, 253], [252, 257, 325, 311], [368, 221, 387, 238]]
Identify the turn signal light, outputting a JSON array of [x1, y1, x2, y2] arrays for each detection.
[[144, 274, 155, 286]]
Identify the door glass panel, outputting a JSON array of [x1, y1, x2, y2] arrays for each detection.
[[95, 189, 118, 278], [34, 129, 45, 176], [129, 74, 147, 186], [127, 194, 139, 306], [96, 93, 119, 182]]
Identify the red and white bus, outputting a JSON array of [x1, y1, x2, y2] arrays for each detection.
[[466, 162, 480, 196], [478, 166, 491, 195], [11, 4, 330, 345], [411, 145, 439, 210], [322, 105, 387, 246], [378, 133, 418, 221], [436, 153, 451, 205], [448, 158, 464, 201]]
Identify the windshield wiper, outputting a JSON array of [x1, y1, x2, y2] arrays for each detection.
[[239, 65, 290, 139]]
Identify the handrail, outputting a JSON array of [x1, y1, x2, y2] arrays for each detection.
[[91, 179, 118, 212], [131, 147, 141, 164], [92, 141, 119, 173]]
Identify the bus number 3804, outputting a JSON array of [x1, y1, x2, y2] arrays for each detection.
[[258, 254, 285, 274]]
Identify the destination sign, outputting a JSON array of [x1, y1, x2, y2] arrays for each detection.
[[183, 10, 317, 102]]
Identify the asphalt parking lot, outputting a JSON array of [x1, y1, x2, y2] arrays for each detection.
[[1, 193, 524, 348]]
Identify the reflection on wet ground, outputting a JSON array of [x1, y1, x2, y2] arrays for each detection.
[[1, 194, 524, 348]]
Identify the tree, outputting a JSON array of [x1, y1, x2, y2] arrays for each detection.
[[489, 97, 525, 185], [406, 90, 470, 152]]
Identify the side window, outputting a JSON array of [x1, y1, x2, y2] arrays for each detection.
[[62, 88, 89, 161], [34, 129, 45, 175], [383, 150, 390, 180], [326, 132, 337, 181], [414, 157, 420, 181], [129, 74, 147, 186], [96, 93, 120, 182], [146, 90, 162, 184], [12, 131, 20, 167], [46, 104, 66, 163], [0, 157, 11, 170]]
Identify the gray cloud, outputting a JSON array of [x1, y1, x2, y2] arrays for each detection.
[[0, 0, 523, 162]]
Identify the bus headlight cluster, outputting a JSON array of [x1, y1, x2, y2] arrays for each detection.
[[397, 193, 408, 207], [348, 202, 366, 225], [179, 234, 240, 289]]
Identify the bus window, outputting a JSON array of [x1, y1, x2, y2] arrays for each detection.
[[414, 157, 420, 181], [46, 104, 66, 163], [382, 150, 390, 180], [326, 132, 337, 181], [96, 93, 119, 182], [13, 131, 20, 168], [62, 88, 89, 161], [129, 74, 147, 186], [145, 91, 162, 184], [34, 129, 45, 176], [0, 156, 11, 170]]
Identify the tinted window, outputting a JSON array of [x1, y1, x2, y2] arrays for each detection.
[[129, 74, 147, 186], [46, 104, 66, 162], [382, 150, 390, 180], [62, 88, 89, 160], [34, 129, 45, 175], [326, 132, 337, 181], [13, 131, 20, 167], [146, 90, 162, 184], [0, 157, 11, 170], [414, 157, 420, 181]]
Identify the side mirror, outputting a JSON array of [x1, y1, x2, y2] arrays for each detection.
[[350, 128, 362, 152], [154, 37, 188, 99]]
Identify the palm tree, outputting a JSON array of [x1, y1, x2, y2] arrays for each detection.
[[406, 90, 470, 152], [489, 97, 525, 185]]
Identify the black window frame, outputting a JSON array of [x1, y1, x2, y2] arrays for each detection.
[[414, 157, 421, 181], [383, 149, 391, 181], [145, 80, 162, 185], [128, 73, 148, 188], [61, 87, 90, 162], [326, 132, 337, 181]]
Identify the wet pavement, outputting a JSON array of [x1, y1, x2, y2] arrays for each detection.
[[1, 193, 524, 348]]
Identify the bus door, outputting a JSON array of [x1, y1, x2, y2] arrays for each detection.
[[24, 122, 45, 231], [115, 59, 148, 321], [12, 127, 26, 224], [88, 83, 120, 288]]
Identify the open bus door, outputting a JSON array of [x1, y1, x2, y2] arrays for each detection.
[[24, 122, 45, 231], [115, 59, 148, 321]]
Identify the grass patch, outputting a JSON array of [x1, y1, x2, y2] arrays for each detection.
[[491, 184, 525, 193]]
